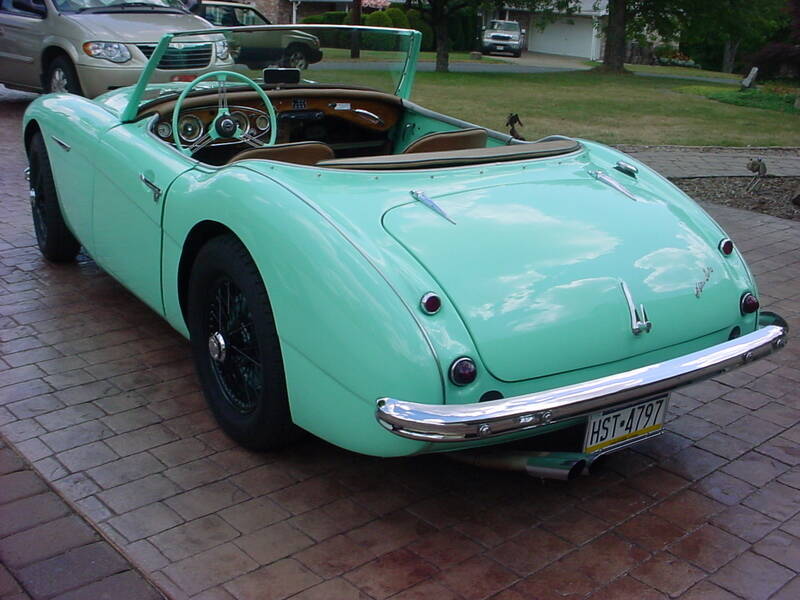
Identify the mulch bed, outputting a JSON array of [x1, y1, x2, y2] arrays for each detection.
[[671, 176, 800, 221]]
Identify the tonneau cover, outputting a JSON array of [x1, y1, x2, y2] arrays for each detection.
[[317, 139, 581, 170]]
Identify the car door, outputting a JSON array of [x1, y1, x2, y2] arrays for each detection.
[[92, 119, 193, 314], [0, 0, 47, 90]]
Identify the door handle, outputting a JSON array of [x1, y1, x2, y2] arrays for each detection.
[[139, 174, 161, 202]]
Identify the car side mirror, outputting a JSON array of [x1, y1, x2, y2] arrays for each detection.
[[481, 26, 486, 31], [521, 29, 526, 36], [12, 0, 46, 17]]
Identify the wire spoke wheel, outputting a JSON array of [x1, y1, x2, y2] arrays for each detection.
[[207, 277, 262, 415]]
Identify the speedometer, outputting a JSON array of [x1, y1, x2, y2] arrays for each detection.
[[230, 111, 250, 136], [178, 115, 204, 142], [255, 115, 270, 131]]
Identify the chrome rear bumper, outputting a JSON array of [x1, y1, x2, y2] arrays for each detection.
[[376, 322, 787, 443]]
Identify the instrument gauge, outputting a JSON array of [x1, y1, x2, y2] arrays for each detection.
[[230, 111, 250, 135], [178, 114, 204, 143], [255, 115, 270, 132], [156, 121, 172, 139]]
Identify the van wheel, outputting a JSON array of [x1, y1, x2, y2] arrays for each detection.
[[46, 56, 83, 95], [282, 45, 309, 70], [187, 234, 300, 450], [28, 133, 81, 262]]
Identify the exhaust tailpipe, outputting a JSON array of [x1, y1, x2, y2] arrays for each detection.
[[447, 450, 588, 481]]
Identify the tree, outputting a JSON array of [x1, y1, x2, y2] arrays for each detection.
[[406, 0, 580, 73]]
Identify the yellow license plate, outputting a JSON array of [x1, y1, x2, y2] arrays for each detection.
[[583, 395, 668, 454]]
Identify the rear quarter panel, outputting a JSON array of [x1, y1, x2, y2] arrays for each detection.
[[161, 164, 442, 456]]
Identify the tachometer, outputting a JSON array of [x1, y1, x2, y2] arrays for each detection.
[[178, 115, 204, 143]]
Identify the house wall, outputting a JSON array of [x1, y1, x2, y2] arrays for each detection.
[[251, 0, 292, 24], [527, 15, 603, 59]]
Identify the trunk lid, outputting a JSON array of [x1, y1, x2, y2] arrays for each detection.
[[383, 175, 739, 382]]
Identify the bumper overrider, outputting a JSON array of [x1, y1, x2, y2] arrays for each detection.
[[376, 315, 788, 443]]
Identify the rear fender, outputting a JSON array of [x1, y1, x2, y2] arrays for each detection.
[[161, 165, 441, 456]]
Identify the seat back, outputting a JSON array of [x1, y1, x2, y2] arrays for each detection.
[[226, 142, 335, 166], [402, 128, 488, 154]]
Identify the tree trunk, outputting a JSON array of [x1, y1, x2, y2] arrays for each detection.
[[435, 15, 450, 73], [350, 0, 362, 59], [603, 0, 627, 72], [721, 39, 740, 73]]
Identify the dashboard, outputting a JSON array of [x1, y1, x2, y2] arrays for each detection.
[[151, 91, 402, 160]]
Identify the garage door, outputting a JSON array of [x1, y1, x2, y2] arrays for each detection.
[[528, 16, 596, 58]]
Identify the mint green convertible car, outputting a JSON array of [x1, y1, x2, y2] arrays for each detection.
[[23, 25, 787, 478]]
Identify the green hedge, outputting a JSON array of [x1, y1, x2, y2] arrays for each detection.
[[385, 7, 409, 29]]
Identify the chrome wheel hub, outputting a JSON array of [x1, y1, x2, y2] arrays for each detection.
[[51, 69, 68, 93], [208, 331, 227, 363]]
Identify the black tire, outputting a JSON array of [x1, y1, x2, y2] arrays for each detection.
[[513, 50, 522, 58], [187, 234, 299, 450], [282, 44, 309, 70], [45, 56, 83, 95], [28, 133, 81, 262]]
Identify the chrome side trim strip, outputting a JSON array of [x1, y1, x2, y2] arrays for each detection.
[[51, 136, 71, 152], [376, 324, 787, 442]]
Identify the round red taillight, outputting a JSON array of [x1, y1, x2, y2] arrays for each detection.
[[420, 292, 441, 315], [719, 238, 734, 256], [740, 293, 760, 314], [449, 357, 477, 386]]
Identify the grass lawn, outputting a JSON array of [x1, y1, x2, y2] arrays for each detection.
[[677, 85, 800, 115], [584, 61, 741, 81], [408, 70, 800, 146], [321, 48, 503, 64]]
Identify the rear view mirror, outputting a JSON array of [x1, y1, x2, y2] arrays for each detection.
[[12, 0, 46, 16], [263, 68, 300, 84]]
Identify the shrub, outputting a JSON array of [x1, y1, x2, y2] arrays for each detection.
[[363, 10, 393, 50], [751, 43, 800, 79], [385, 7, 409, 29], [364, 10, 392, 28], [406, 9, 434, 51], [301, 14, 323, 25], [321, 11, 346, 25]]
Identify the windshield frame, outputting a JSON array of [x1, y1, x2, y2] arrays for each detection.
[[120, 25, 421, 123]]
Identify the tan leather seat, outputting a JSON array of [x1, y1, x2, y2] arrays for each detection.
[[402, 128, 488, 154], [226, 142, 335, 165]]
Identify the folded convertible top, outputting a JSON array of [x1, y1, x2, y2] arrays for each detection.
[[317, 139, 581, 170]]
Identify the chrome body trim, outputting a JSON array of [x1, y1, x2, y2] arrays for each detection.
[[615, 160, 639, 177], [139, 174, 162, 203], [376, 323, 787, 442], [589, 170, 642, 202], [410, 190, 456, 225], [51, 136, 71, 152], [620, 280, 652, 335]]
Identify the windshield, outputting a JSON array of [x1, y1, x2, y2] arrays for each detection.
[[54, 0, 186, 13], [488, 21, 519, 32], [123, 25, 420, 120], [202, 5, 268, 26]]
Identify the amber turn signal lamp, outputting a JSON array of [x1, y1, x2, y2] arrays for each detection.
[[740, 293, 759, 314]]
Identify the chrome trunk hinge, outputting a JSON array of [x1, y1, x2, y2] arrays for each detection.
[[410, 190, 455, 225], [621, 281, 652, 335], [589, 170, 642, 202]]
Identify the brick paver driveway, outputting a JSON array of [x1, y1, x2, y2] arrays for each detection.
[[1, 86, 799, 600]]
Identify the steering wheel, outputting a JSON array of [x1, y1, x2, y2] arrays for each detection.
[[172, 70, 277, 157]]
